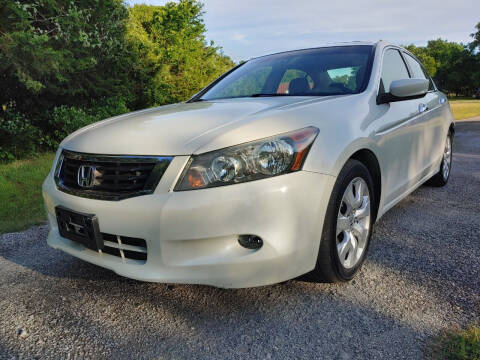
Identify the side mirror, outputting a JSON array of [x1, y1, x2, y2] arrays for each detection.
[[377, 78, 429, 104]]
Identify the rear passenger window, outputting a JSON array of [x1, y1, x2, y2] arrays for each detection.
[[404, 54, 426, 79], [404, 53, 434, 91], [380, 49, 410, 93]]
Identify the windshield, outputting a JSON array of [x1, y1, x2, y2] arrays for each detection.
[[198, 45, 374, 101]]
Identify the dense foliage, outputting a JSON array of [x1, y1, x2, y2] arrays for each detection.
[[0, 0, 234, 161], [127, 2, 233, 108], [405, 22, 480, 97]]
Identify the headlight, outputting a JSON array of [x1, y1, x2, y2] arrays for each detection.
[[174, 126, 319, 191]]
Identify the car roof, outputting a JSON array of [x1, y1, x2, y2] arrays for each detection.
[[250, 41, 398, 61]]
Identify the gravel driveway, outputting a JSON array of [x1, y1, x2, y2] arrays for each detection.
[[1, 121, 479, 360]]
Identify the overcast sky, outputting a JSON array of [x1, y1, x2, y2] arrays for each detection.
[[128, 0, 479, 61]]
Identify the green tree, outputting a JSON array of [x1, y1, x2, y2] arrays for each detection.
[[0, 0, 133, 117], [126, 1, 234, 108], [404, 36, 479, 96], [0, 0, 234, 160], [426, 39, 477, 95], [0, 0, 134, 160], [404, 44, 438, 76], [469, 22, 480, 94], [469, 22, 480, 51]]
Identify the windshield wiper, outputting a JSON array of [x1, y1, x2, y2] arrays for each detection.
[[250, 92, 342, 97], [192, 92, 334, 102], [188, 97, 206, 102], [250, 93, 292, 97]]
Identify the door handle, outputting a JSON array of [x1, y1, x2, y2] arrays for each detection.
[[439, 97, 446, 104], [418, 103, 428, 113]]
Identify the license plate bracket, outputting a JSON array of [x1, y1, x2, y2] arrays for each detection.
[[55, 206, 103, 251]]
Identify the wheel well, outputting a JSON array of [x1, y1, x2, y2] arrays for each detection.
[[449, 123, 455, 138], [350, 149, 381, 220]]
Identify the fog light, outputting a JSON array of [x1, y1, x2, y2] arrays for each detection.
[[238, 235, 263, 249]]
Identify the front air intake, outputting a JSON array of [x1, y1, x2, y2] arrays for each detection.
[[101, 233, 147, 262]]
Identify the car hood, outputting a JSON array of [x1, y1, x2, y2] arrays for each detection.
[[61, 96, 344, 155]]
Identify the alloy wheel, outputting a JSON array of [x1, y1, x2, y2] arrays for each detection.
[[442, 135, 452, 180], [336, 177, 371, 269]]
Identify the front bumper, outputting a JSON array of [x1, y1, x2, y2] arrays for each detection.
[[42, 156, 335, 288]]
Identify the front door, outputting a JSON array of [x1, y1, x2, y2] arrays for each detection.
[[375, 48, 427, 206]]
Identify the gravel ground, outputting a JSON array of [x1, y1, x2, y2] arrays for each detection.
[[1, 121, 479, 360]]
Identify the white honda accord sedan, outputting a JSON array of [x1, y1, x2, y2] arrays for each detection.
[[43, 41, 454, 288]]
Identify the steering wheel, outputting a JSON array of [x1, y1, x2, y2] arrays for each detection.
[[329, 82, 355, 94]]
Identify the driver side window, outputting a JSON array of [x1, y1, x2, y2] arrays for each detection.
[[381, 49, 410, 93]]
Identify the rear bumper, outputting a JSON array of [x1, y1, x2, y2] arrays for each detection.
[[43, 166, 335, 288]]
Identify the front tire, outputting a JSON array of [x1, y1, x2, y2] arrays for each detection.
[[425, 132, 452, 187], [310, 159, 375, 283]]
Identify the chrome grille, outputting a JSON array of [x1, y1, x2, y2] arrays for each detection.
[[55, 150, 172, 200]]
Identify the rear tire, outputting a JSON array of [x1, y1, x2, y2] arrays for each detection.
[[310, 159, 375, 283], [425, 132, 452, 187]]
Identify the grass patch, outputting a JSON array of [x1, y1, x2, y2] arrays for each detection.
[[430, 324, 480, 360], [0, 153, 55, 233], [449, 100, 480, 121]]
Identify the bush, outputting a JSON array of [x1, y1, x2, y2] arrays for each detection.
[[45, 97, 130, 148], [88, 97, 130, 120], [432, 323, 480, 360], [0, 95, 131, 161], [46, 106, 97, 148], [0, 109, 39, 161]]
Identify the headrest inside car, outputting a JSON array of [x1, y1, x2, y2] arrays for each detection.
[[288, 77, 310, 95]]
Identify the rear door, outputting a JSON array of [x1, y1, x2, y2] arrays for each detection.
[[375, 48, 427, 206]]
